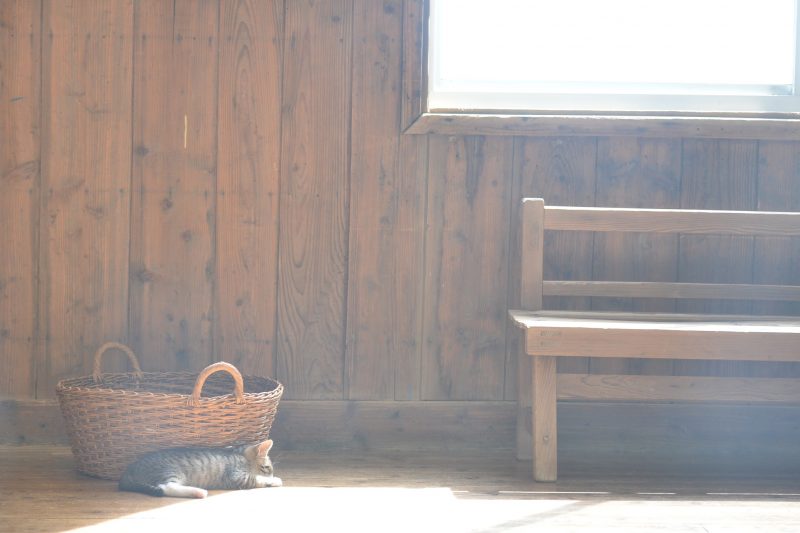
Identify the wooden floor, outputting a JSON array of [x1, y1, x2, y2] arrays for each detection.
[[2, 446, 800, 532]]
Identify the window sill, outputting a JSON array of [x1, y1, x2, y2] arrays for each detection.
[[404, 112, 800, 140]]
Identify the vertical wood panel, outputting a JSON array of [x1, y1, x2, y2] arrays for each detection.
[[752, 141, 800, 377], [512, 138, 597, 377], [130, 0, 217, 372], [393, 134, 428, 400], [277, 0, 352, 399], [590, 137, 681, 375], [510, 137, 596, 460], [422, 136, 513, 401], [504, 138, 524, 403], [39, 0, 133, 395], [346, 0, 425, 400], [755, 141, 800, 317], [676, 139, 758, 376], [400, 0, 425, 131], [0, 0, 40, 398], [216, 0, 283, 376]]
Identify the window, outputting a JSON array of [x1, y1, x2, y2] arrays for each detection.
[[428, 0, 800, 115]]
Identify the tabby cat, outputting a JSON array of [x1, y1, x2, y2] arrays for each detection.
[[119, 439, 282, 498]]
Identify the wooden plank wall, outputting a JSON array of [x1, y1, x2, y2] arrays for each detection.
[[2, 0, 799, 413], [1, 0, 40, 399], [43, 0, 133, 387]]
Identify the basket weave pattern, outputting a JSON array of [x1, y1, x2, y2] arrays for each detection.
[[56, 342, 283, 480]]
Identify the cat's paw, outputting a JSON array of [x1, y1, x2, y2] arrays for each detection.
[[192, 488, 209, 499], [256, 475, 282, 488]]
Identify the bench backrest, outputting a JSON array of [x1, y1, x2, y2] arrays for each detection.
[[521, 198, 800, 312]]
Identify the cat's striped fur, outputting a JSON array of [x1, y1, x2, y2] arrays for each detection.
[[119, 440, 281, 498]]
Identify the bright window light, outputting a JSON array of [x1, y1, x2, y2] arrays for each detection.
[[429, 0, 800, 114]]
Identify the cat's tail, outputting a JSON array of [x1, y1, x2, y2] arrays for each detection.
[[118, 478, 165, 497], [159, 482, 208, 498], [119, 479, 207, 498]]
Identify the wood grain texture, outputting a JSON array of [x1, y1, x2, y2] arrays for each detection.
[[504, 139, 526, 403], [524, 321, 800, 361], [591, 137, 680, 375], [0, 400, 66, 444], [676, 140, 758, 376], [0, 0, 40, 398], [276, 0, 352, 399], [39, 0, 133, 395], [215, 0, 283, 377], [346, 0, 423, 400], [273, 400, 515, 452], [557, 402, 800, 477], [754, 142, 800, 316], [545, 207, 800, 235], [130, 0, 217, 373], [422, 136, 513, 400], [531, 355, 557, 481], [544, 281, 800, 302], [514, 138, 597, 374], [400, 0, 426, 131], [520, 199, 545, 310], [406, 112, 800, 140], [752, 141, 800, 378], [558, 373, 800, 403], [514, 198, 544, 455], [392, 134, 428, 400], [511, 137, 596, 461]]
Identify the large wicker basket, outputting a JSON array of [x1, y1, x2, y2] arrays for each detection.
[[55, 342, 283, 480]]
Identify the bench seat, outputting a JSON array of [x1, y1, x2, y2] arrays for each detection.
[[511, 310, 800, 361]]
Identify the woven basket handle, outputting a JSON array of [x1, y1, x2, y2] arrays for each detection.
[[92, 342, 144, 383], [188, 362, 245, 407]]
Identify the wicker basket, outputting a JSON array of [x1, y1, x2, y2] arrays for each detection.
[[55, 342, 283, 480]]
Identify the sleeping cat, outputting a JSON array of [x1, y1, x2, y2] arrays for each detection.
[[119, 439, 282, 498]]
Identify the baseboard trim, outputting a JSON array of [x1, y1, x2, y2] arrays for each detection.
[[3, 399, 799, 475]]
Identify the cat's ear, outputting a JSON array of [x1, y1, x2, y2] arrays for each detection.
[[256, 439, 274, 458]]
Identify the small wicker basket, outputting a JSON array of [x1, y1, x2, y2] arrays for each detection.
[[56, 342, 283, 480]]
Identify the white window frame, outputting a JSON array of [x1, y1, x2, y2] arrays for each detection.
[[427, 0, 800, 116]]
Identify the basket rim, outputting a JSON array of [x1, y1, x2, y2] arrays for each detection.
[[56, 370, 284, 401]]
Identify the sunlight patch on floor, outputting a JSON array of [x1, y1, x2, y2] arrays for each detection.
[[61, 486, 578, 533], [56, 485, 800, 533]]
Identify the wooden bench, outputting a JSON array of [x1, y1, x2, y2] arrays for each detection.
[[509, 198, 800, 481]]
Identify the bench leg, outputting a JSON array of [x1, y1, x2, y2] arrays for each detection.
[[531, 355, 557, 481]]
